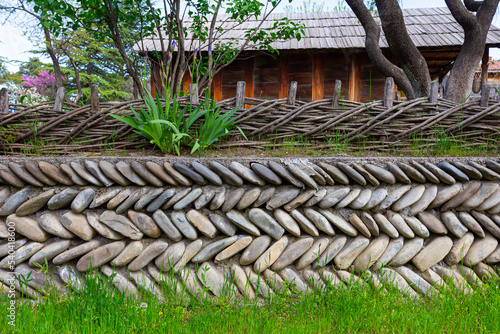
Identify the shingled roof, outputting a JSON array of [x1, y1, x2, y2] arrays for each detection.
[[134, 7, 500, 52]]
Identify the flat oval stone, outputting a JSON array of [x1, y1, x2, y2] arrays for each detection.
[[16, 189, 56, 216], [364, 163, 396, 184], [374, 185, 411, 211], [437, 162, 469, 182], [360, 212, 380, 236], [451, 161, 483, 179], [47, 187, 80, 210], [489, 202, 500, 214], [7, 214, 50, 242], [471, 210, 500, 238], [412, 161, 440, 183], [194, 187, 216, 209], [209, 161, 243, 186], [348, 213, 371, 237], [303, 208, 335, 235], [115, 161, 146, 186], [290, 209, 319, 237], [457, 182, 499, 211], [209, 188, 225, 210], [170, 211, 198, 240], [0, 241, 44, 268], [226, 210, 260, 236], [335, 188, 361, 209], [485, 244, 500, 263], [192, 236, 238, 263], [9, 162, 44, 187], [163, 162, 192, 186], [334, 236, 370, 270], [173, 162, 206, 185], [458, 212, 485, 238], [267, 161, 303, 187], [84, 160, 114, 186], [352, 163, 379, 186], [464, 233, 498, 266], [337, 162, 366, 185], [469, 161, 500, 181], [312, 164, 335, 185], [231, 264, 255, 299], [352, 234, 390, 273], [25, 161, 57, 186], [189, 162, 222, 186], [229, 162, 266, 186], [53, 240, 101, 265], [317, 162, 349, 184], [146, 188, 176, 212], [486, 160, 500, 174], [240, 235, 272, 265], [89, 188, 120, 209], [314, 235, 347, 267], [395, 266, 436, 295], [296, 237, 330, 270], [263, 268, 289, 293], [197, 262, 238, 297], [254, 235, 289, 273], [362, 188, 388, 210], [128, 210, 161, 238], [392, 185, 426, 211], [304, 188, 327, 207], [408, 185, 438, 216], [417, 211, 448, 234], [273, 209, 301, 237], [444, 232, 474, 265], [349, 189, 372, 209], [145, 162, 178, 186], [271, 237, 313, 271], [173, 187, 202, 210], [286, 164, 317, 189], [386, 211, 415, 238], [0, 164, 24, 187], [222, 188, 245, 213], [151, 210, 181, 241], [111, 240, 144, 266], [428, 183, 462, 209], [100, 210, 143, 240], [29, 239, 71, 267], [373, 213, 399, 238], [0, 239, 26, 258], [266, 187, 301, 210], [254, 187, 277, 208], [318, 187, 350, 208], [99, 161, 130, 186], [162, 187, 191, 210], [441, 211, 468, 238], [387, 162, 411, 184], [208, 213, 237, 236], [403, 216, 430, 238], [174, 240, 203, 273], [134, 188, 163, 211], [476, 188, 500, 211], [412, 236, 453, 271], [77, 241, 127, 272], [248, 208, 285, 240], [0, 186, 35, 215], [389, 237, 424, 266], [38, 212, 75, 239], [372, 236, 404, 270], [0, 187, 10, 207], [86, 211, 123, 240], [319, 209, 357, 236], [236, 187, 261, 210], [70, 188, 95, 213], [128, 240, 168, 271], [215, 235, 253, 263], [251, 163, 282, 185], [130, 161, 164, 187], [68, 162, 101, 187], [61, 212, 95, 241], [39, 161, 73, 185], [278, 267, 308, 292], [155, 240, 185, 270], [284, 189, 316, 211], [186, 209, 217, 238], [423, 162, 455, 184]]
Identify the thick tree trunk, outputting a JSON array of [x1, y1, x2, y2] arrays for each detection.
[[43, 28, 64, 89]]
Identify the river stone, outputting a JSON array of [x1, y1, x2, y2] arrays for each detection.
[[387, 162, 411, 184], [318, 187, 350, 208], [149, 210, 180, 241], [244, 267, 272, 297], [16, 263, 66, 292], [296, 237, 330, 270], [25, 161, 57, 186], [47, 187, 80, 210], [450, 161, 482, 180], [380, 267, 420, 297], [114, 161, 146, 186], [284, 189, 316, 211], [445, 232, 474, 265], [372, 236, 404, 270], [128, 271, 164, 300], [471, 210, 500, 238], [163, 188, 192, 210], [169, 210, 198, 240], [317, 162, 349, 184], [179, 266, 207, 300], [154, 240, 185, 270], [250, 163, 281, 185], [278, 267, 308, 293], [313, 235, 347, 268], [304, 189, 327, 207], [209, 188, 225, 210], [303, 162, 327, 185], [489, 201, 500, 214], [248, 208, 285, 240], [474, 262, 499, 282], [408, 185, 438, 216], [486, 159, 500, 174], [485, 243, 500, 263], [403, 216, 430, 238], [127, 210, 161, 238], [100, 210, 143, 240], [61, 212, 95, 241], [428, 183, 462, 209], [6, 214, 49, 242], [412, 161, 440, 183], [373, 185, 411, 211], [0, 164, 24, 187], [412, 236, 453, 272], [349, 189, 372, 209], [469, 161, 500, 181], [186, 209, 217, 238], [144, 162, 177, 186], [29, 239, 71, 267], [476, 188, 500, 211], [263, 268, 289, 293], [271, 237, 313, 271], [9, 162, 44, 187], [286, 163, 317, 189], [352, 234, 390, 273], [163, 162, 192, 186], [418, 211, 448, 234], [362, 188, 388, 210], [0, 239, 26, 259], [319, 209, 357, 236], [226, 210, 260, 236], [392, 185, 426, 211], [423, 162, 456, 184], [85, 211, 122, 240], [84, 160, 114, 186], [390, 237, 424, 266], [192, 236, 238, 263], [230, 264, 255, 299], [312, 164, 335, 186], [373, 213, 399, 238], [464, 233, 498, 266], [240, 235, 272, 265], [173, 240, 203, 273], [273, 209, 301, 237], [146, 188, 175, 212], [302, 269, 327, 291], [0, 218, 7, 238], [437, 162, 469, 182], [173, 188, 202, 210], [364, 163, 396, 184], [0, 186, 35, 216], [303, 208, 335, 235], [386, 211, 414, 238], [337, 162, 366, 185], [458, 212, 485, 238], [198, 262, 239, 298], [335, 188, 361, 209], [110, 240, 143, 266], [0, 187, 10, 207], [215, 236, 253, 263], [228, 162, 266, 186], [206, 213, 236, 236], [265, 162, 301, 188], [194, 187, 216, 210], [68, 162, 101, 187], [352, 163, 379, 186], [89, 189, 119, 209], [15, 189, 55, 216], [290, 209, 319, 236], [457, 182, 499, 212], [70, 188, 95, 213], [38, 161, 72, 185], [0, 242, 45, 269], [128, 240, 168, 271], [360, 212, 380, 236], [173, 162, 207, 185], [441, 211, 468, 238], [334, 236, 370, 270], [207, 162, 241, 186], [76, 241, 126, 272], [98, 161, 130, 186], [38, 212, 74, 239], [395, 266, 436, 295], [456, 265, 483, 286], [130, 161, 164, 187], [52, 240, 101, 265], [188, 162, 221, 186], [336, 270, 366, 288], [236, 187, 261, 210], [266, 187, 301, 210], [102, 265, 137, 296], [134, 188, 163, 211], [222, 188, 245, 213]]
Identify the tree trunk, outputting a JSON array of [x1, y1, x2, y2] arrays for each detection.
[[43, 28, 64, 89]]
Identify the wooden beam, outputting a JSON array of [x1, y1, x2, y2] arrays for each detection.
[[482, 47, 489, 87], [245, 58, 254, 108], [348, 54, 361, 102], [213, 71, 222, 102], [312, 53, 324, 101], [278, 54, 289, 99]]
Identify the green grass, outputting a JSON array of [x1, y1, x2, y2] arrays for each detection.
[[2, 271, 500, 333]]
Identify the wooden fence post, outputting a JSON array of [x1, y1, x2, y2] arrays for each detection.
[[236, 81, 246, 109], [383, 77, 394, 108], [481, 84, 490, 107], [332, 80, 342, 108], [0, 88, 8, 114], [190, 84, 199, 104], [287, 81, 297, 106], [53, 87, 65, 112], [91, 84, 99, 112], [428, 81, 439, 104]]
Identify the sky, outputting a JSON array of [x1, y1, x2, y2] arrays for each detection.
[[1, 0, 499, 72]]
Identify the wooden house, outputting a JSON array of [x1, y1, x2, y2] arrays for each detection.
[[136, 7, 500, 102]]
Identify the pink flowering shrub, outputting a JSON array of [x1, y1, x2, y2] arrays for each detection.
[[21, 70, 62, 98]]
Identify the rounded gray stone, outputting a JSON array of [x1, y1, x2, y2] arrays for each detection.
[[240, 235, 272, 265], [248, 208, 285, 240], [71, 188, 95, 213], [170, 210, 198, 240], [16, 189, 55, 216]]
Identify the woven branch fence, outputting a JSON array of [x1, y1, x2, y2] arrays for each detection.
[[1, 93, 500, 155]]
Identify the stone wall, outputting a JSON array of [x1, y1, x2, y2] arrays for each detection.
[[1, 157, 500, 300]]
